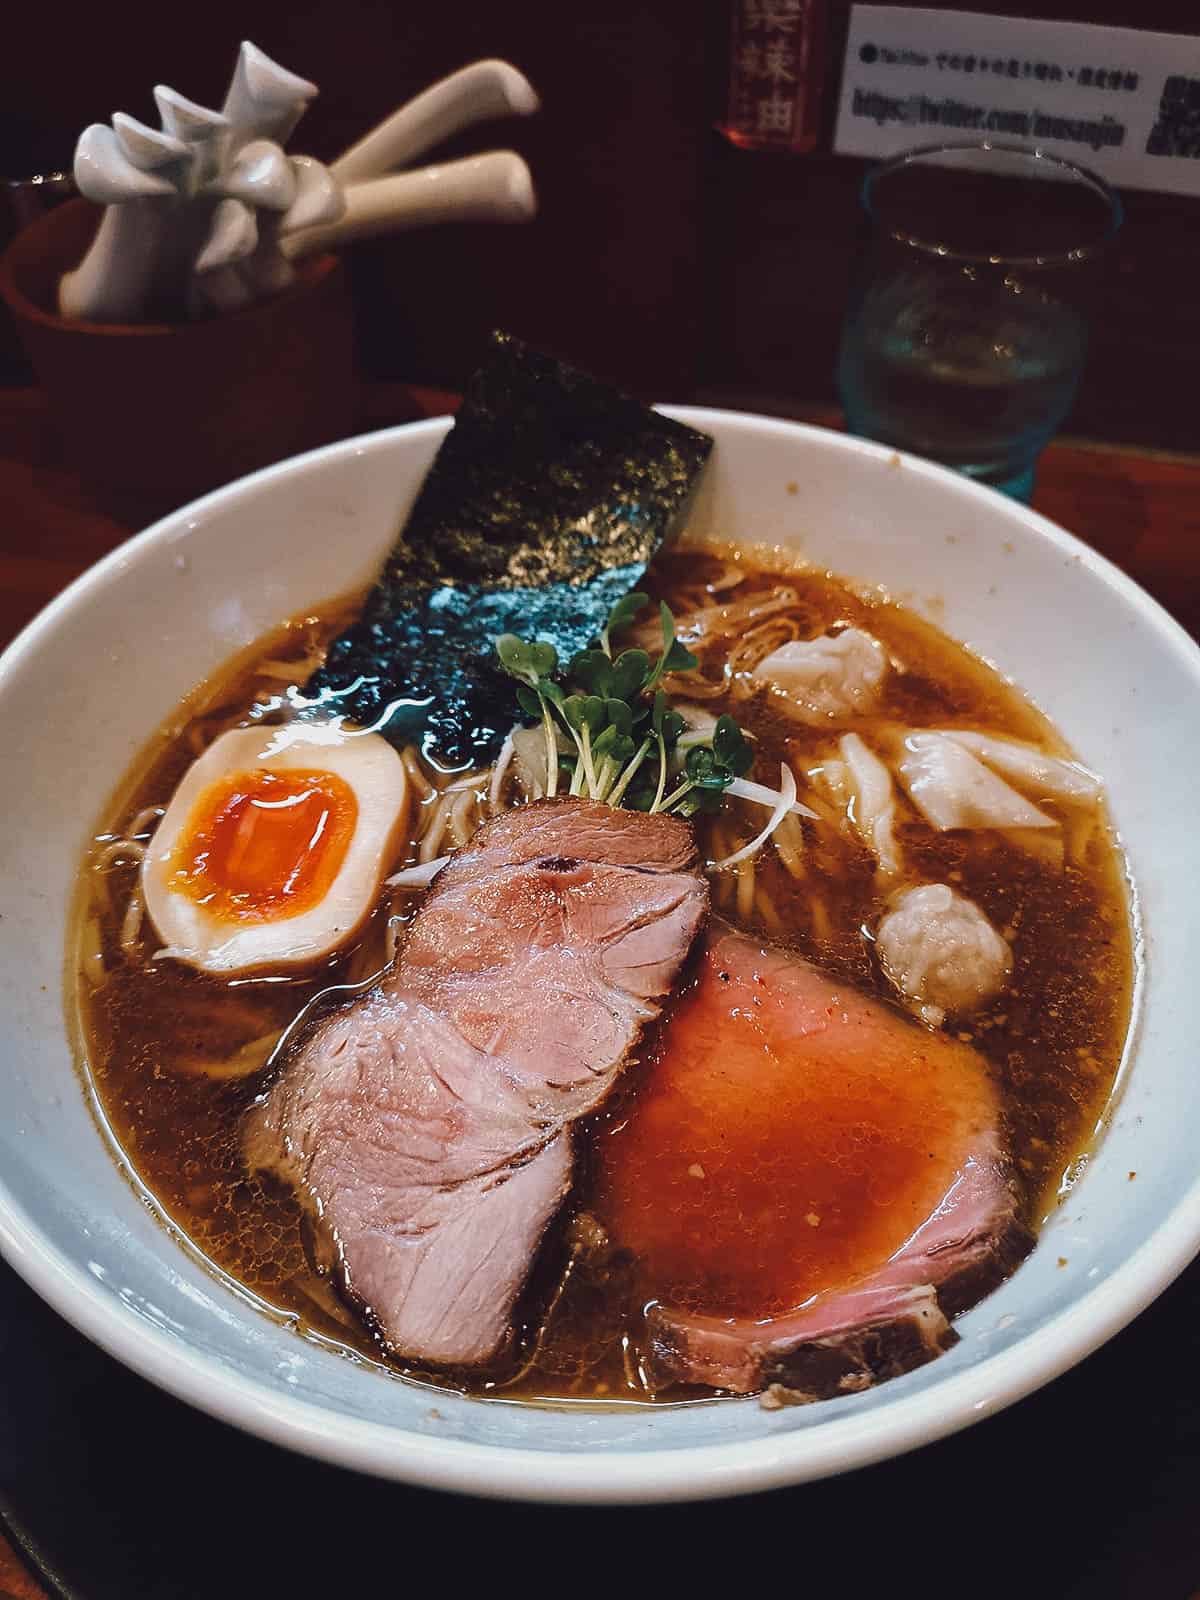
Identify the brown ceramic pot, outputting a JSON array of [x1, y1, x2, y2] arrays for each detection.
[[0, 198, 356, 523]]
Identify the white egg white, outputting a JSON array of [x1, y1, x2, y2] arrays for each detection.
[[142, 722, 409, 975]]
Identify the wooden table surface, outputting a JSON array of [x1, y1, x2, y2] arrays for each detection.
[[1, 386, 1199, 1599]]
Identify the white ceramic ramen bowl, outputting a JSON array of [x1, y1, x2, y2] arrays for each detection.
[[0, 411, 1197, 1504]]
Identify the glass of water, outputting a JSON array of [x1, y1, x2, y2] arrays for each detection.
[[837, 142, 1122, 502]]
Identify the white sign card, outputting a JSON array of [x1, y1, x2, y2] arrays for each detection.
[[834, 5, 1200, 196]]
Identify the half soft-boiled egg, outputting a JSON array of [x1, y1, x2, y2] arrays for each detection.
[[142, 722, 409, 975]]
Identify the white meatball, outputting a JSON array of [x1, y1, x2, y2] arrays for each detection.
[[876, 883, 1012, 1026], [753, 628, 887, 724]]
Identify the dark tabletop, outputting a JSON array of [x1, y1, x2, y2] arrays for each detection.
[[2, 389, 1198, 1600]]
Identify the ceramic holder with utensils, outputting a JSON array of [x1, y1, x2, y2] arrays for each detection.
[[0, 197, 356, 523], [0, 47, 538, 522]]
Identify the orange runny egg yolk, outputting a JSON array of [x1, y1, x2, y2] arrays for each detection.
[[170, 768, 358, 923]]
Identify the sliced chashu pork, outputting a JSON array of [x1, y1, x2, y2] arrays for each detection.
[[246, 799, 707, 1367], [596, 922, 1033, 1397]]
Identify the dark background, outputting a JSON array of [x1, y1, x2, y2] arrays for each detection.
[[3, 0, 1200, 445]]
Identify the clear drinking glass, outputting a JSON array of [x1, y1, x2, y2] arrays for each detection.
[[837, 142, 1122, 501]]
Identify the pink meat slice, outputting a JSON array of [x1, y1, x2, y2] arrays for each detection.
[[645, 1134, 1033, 1397], [245, 799, 707, 1368], [597, 923, 1033, 1398]]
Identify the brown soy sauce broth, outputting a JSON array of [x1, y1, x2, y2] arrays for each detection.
[[72, 551, 1135, 1403]]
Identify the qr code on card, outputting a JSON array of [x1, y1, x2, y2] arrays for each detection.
[[1146, 75, 1200, 157]]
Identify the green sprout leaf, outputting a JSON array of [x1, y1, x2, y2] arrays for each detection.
[[604, 699, 634, 738], [593, 726, 637, 766], [528, 641, 558, 678], [496, 633, 532, 675], [608, 648, 651, 702], [563, 694, 606, 736], [690, 788, 726, 815], [496, 634, 559, 688], [644, 602, 699, 691], [569, 649, 614, 697], [496, 617, 754, 819], [651, 690, 687, 745], [622, 783, 656, 811], [685, 745, 734, 792], [712, 713, 754, 776], [662, 638, 699, 673], [601, 591, 650, 656], [515, 684, 543, 720]]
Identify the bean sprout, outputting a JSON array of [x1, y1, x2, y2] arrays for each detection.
[[79, 918, 106, 986], [753, 883, 786, 934], [656, 673, 726, 700], [128, 806, 165, 840], [173, 1031, 281, 1080], [489, 729, 517, 813], [253, 660, 310, 682], [404, 747, 502, 867], [387, 857, 451, 890], [709, 824, 736, 910], [93, 827, 158, 961], [448, 789, 479, 847], [735, 855, 756, 922], [119, 884, 146, 954], [441, 770, 488, 794], [94, 838, 146, 870], [252, 644, 326, 683], [418, 800, 453, 863], [711, 765, 798, 870], [725, 616, 804, 684], [401, 747, 435, 801], [1067, 811, 1097, 867], [705, 562, 746, 594], [772, 811, 807, 879], [285, 1272, 356, 1330], [636, 586, 799, 652], [727, 775, 817, 820]]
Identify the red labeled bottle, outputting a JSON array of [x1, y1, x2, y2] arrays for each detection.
[[718, 0, 830, 153]]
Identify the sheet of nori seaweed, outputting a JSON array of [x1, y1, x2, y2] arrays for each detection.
[[304, 332, 713, 766]]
